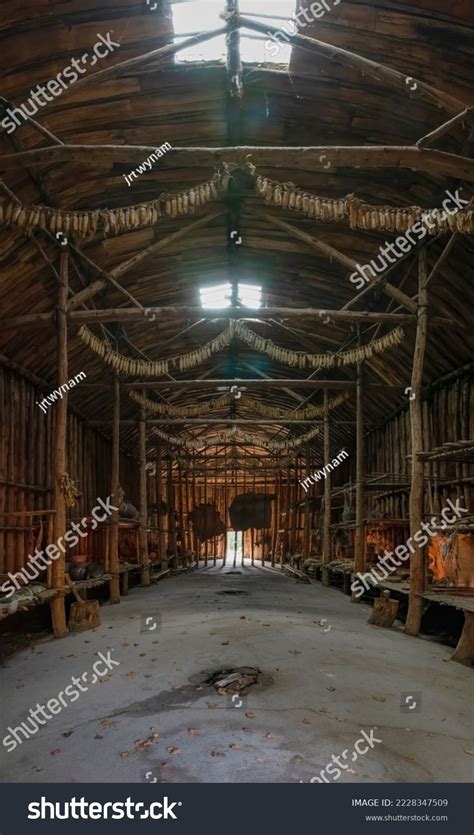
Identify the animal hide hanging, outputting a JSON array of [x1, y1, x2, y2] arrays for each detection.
[[188, 503, 225, 541], [229, 493, 276, 531]]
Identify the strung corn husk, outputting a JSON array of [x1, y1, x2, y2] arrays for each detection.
[[130, 390, 233, 416], [152, 424, 320, 453], [59, 473, 80, 508], [129, 390, 348, 420], [0, 169, 230, 239], [80, 321, 404, 377], [249, 166, 474, 235]]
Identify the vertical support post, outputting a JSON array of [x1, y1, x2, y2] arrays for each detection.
[[353, 361, 365, 590], [156, 445, 165, 564], [406, 250, 429, 636], [109, 374, 120, 603], [167, 455, 177, 563], [138, 407, 150, 586], [271, 472, 280, 566], [283, 464, 290, 566], [290, 455, 298, 556], [323, 390, 332, 565], [50, 250, 69, 638], [303, 444, 311, 559]]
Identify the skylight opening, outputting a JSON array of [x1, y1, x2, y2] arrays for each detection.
[[199, 282, 262, 309], [199, 282, 232, 309], [173, 1, 295, 65]]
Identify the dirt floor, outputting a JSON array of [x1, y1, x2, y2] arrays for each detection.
[[0, 564, 472, 783]]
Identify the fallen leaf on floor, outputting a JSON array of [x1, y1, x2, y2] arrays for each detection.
[[121, 642, 129, 648], [372, 695, 386, 703], [139, 653, 147, 657], [188, 728, 201, 736], [195, 686, 204, 691], [264, 733, 274, 740], [346, 768, 356, 775], [290, 755, 303, 764], [100, 719, 117, 728], [404, 754, 415, 762], [211, 750, 225, 757], [239, 615, 246, 619], [135, 732, 159, 751], [245, 711, 256, 719], [319, 707, 330, 715], [302, 719, 311, 725], [144, 673, 152, 679], [207, 703, 218, 709], [229, 743, 240, 750], [221, 640, 229, 645], [62, 731, 73, 738], [125, 671, 137, 678], [335, 716, 345, 722], [167, 747, 181, 756], [119, 751, 130, 758], [289, 650, 301, 655], [464, 749, 474, 756], [50, 749, 61, 756], [94, 734, 103, 740], [327, 686, 336, 692]]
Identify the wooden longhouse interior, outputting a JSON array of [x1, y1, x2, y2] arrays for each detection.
[[0, 0, 473, 785]]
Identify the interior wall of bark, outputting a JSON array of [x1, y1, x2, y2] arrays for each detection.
[[0, 366, 138, 577], [365, 373, 473, 520]]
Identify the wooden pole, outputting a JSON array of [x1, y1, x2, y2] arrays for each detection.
[[262, 469, 267, 567], [223, 449, 228, 566], [353, 362, 365, 589], [177, 462, 185, 566], [323, 390, 332, 565], [405, 251, 429, 636], [49, 250, 69, 638], [109, 374, 120, 603], [167, 456, 177, 564], [283, 465, 291, 567], [271, 472, 280, 567], [156, 445, 165, 564], [290, 455, 298, 556], [303, 445, 311, 560], [138, 408, 150, 586]]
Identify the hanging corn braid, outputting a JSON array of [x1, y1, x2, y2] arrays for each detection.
[[130, 390, 233, 416], [248, 165, 474, 235], [80, 322, 404, 376], [131, 390, 349, 419], [0, 169, 232, 239], [152, 425, 320, 452]]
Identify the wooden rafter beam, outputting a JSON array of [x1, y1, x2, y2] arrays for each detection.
[[79, 379, 406, 390], [0, 308, 419, 328], [1, 145, 473, 181], [235, 15, 464, 115], [263, 212, 417, 313], [416, 106, 474, 148]]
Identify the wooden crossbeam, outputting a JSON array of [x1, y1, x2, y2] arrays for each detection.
[[1, 146, 473, 181], [0, 308, 418, 328]]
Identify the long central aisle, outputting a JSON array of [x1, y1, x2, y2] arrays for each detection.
[[0, 568, 471, 783]]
